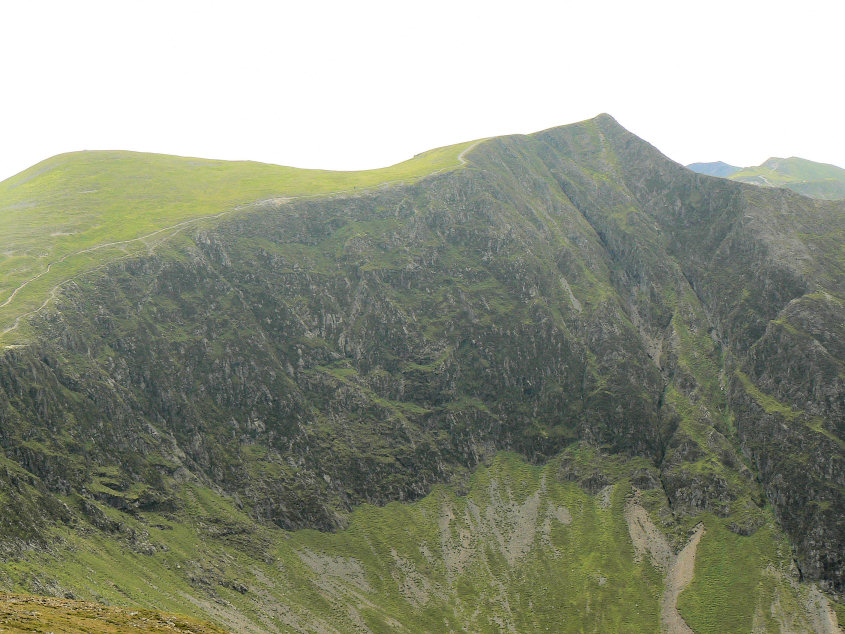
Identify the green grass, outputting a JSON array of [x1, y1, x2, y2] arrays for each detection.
[[0, 455, 650, 631], [280, 453, 664, 632], [734, 157, 845, 183], [735, 369, 800, 420], [730, 157, 845, 199], [677, 517, 771, 631], [834, 600, 845, 628], [0, 140, 481, 345], [675, 514, 824, 633], [0, 451, 835, 632]]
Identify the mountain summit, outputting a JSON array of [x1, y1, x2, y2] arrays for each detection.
[[0, 115, 842, 631]]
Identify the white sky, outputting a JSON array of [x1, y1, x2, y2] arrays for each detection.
[[1, 0, 843, 182]]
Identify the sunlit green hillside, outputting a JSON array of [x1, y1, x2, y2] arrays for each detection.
[[729, 157, 845, 199], [0, 141, 479, 344]]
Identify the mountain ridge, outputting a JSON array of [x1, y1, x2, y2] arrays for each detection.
[[0, 140, 481, 346]]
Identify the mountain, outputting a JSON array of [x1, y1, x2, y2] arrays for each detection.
[[686, 161, 741, 178], [689, 156, 845, 200], [0, 114, 843, 632]]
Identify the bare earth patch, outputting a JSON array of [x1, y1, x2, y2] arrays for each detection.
[[804, 585, 841, 634], [624, 497, 705, 633], [662, 524, 705, 634]]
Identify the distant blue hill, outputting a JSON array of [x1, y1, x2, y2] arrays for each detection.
[[686, 161, 741, 178]]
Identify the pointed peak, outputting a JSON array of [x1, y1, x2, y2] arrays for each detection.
[[593, 112, 620, 126], [529, 113, 631, 141]]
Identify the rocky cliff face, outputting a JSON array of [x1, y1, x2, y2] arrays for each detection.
[[0, 115, 842, 615]]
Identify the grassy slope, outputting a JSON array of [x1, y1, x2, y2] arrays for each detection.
[[0, 141, 478, 344], [0, 591, 226, 633], [729, 157, 845, 199], [677, 519, 829, 633], [0, 451, 836, 633], [745, 157, 845, 182]]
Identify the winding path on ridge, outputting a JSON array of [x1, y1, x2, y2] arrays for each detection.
[[0, 207, 247, 341], [0, 141, 484, 344]]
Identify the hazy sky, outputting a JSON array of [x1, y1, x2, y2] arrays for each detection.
[[2, 0, 843, 181]]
